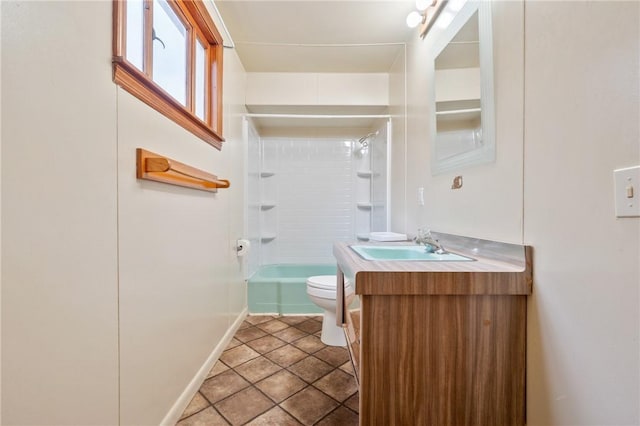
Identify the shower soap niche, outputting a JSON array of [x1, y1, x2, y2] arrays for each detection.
[[369, 232, 408, 242]]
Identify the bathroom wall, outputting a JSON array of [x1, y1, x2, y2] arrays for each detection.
[[370, 124, 390, 232], [246, 72, 389, 107], [2, 2, 119, 424], [388, 48, 407, 233], [117, 41, 247, 425], [246, 119, 262, 278], [523, 2, 639, 424], [401, 0, 525, 243], [1, 1, 247, 425], [399, 0, 640, 424], [254, 131, 380, 265]]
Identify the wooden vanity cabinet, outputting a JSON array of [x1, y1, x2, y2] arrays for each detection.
[[335, 242, 533, 426]]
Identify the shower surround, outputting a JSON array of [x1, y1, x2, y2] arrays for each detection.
[[245, 120, 389, 314]]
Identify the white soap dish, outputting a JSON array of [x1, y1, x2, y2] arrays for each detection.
[[369, 232, 408, 242]]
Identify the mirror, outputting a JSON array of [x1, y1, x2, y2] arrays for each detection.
[[429, 1, 495, 175]]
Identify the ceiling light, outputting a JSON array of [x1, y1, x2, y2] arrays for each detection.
[[405, 0, 449, 38], [406, 11, 423, 29]]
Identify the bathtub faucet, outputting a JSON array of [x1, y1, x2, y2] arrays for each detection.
[[414, 228, 447, 254]]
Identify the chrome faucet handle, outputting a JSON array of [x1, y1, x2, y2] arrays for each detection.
[[414, 228, 447, 254], [414, 227, 433, 242]]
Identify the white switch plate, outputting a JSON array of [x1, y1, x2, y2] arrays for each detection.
[[614, 165, 640, 217]]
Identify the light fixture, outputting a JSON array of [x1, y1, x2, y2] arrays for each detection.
[[405, 0, 449, 39], [406, 11, 423, 28]]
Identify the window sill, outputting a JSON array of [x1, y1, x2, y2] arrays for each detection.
[[113, 58, 224, 150]]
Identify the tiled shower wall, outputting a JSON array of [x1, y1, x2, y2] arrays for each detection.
[[370, 123, 389, 232], [262, 137, 356, 264], [246, 120, 261, 278]]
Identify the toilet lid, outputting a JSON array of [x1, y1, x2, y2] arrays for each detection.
[[307, 275, 353, 291], [307, 275, 337, 290]]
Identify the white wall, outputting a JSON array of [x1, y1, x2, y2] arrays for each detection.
[[524, 2, 639, 424], [259, 136, 355, 264], [246, 72, 389, 107], [402, 0, 525, 242], [1, 2, 119, 424], [1, 1, 247, 425], [399, 0, 640, 424], [435, 68, 481, 102], [389, 47, 407, 233]]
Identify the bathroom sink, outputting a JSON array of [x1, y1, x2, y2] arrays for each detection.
[[349, 245, 475, 262]]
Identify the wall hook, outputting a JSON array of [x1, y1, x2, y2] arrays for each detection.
[[451, 175, 463, 189]]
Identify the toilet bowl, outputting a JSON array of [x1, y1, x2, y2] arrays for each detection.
[[306, 275, 353, 346]]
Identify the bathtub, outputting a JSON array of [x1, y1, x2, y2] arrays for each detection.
[[248, 264, 337, 314]]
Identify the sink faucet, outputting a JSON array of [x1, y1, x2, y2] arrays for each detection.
[[414, 228, 447, 254]]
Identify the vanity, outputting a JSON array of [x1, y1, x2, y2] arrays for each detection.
[[334, 233, 532, 425]]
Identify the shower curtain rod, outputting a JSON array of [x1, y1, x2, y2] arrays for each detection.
[[245, 113, 391, 119]]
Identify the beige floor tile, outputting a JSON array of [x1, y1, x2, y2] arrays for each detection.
[[338, 361, 354, 375], [313, 346, 350, 367], [264, 344, 308, 367], [291, 334, 325, 354], [245, 315, 275, 325], [177, 314, 360, 425], [280, 386, 339, 425], [214, 387, 274, 425], [176, 406, 229, 426], [219, 345, 260, 368], [344, 393, 359, 413], [256, 319, 289, 333], [315, 406, 359, 426], [313, 369, 358, 402], [179, 392, 210, 420], [273, 326, 308, 343], [256, 370, 307, 403], [235, 356, 282, 383], [287, 356, 334, 383], [207, 361, 230, 379], [294, 319, 323, 334], [234, 327, 268, 343], [225, 338, 242, 350], [246, 335, 287, 354], [200, 370, 249, 404], [244, 406, 302, 426], [278, 316, 310, 325]]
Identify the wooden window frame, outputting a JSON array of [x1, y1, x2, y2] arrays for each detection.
[[113, 0, 224, 149]]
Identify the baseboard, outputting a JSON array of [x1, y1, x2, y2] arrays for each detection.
[[160, 307, 248, 426]]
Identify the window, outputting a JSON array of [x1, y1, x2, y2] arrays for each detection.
[[113, 0, 224, 149]]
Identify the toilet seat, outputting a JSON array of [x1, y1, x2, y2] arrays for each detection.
[[307, 275, 337, 290], [306, 275, 353, 299]]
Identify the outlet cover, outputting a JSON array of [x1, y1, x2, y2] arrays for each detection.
[[614, 166, 640, 217]]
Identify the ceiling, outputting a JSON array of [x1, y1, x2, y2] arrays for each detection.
[[213, 0, 417, 73]]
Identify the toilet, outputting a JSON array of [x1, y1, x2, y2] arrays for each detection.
[[306, 275, 353, 346]]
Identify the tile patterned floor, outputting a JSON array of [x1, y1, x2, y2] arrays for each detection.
[[176, 315, 359, 426]]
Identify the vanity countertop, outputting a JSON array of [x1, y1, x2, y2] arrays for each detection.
[[333, 233, 533, 295]]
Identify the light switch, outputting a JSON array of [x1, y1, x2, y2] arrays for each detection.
[[614, 166, 640, 217]]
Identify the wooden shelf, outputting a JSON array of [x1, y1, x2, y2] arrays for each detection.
[[136, 148, 229, 193]]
